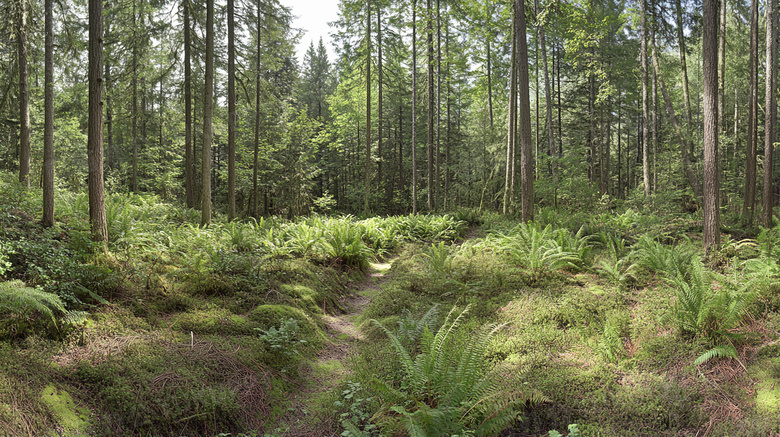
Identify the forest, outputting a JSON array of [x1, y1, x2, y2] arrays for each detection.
[[1, 0, 780, 435]]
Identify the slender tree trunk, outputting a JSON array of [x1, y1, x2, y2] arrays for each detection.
[[676, 0, 696, 159], [88, 0, 108, 243], [703, 0, 720, 252], [412, 0, 418, 214], [445, 18, 451, 209], [435, 0, 441, 206], [556, 42, 563, 158], [132, 0, 139, 192], [105, 3, 114, 174], [764, 0, 777, 228], [487, 40, 494, 129], [17, 0, 30, 187], [365, 0, 372, 215], [652, 45, 703, 199], [517, 0, 533, 222], [641, 0, 650, 198], [719, 0, 727, 133], [744, 0, 759, 225], [536, 0, 555, 180], [43, 0, 54, 226], [253, 3, 262, 217], [504, 13, 517, 215], [651, 27, 658, 193], [426, 0, 434, 211], [184, 0, 194, 208], [377, 6, 384, 195], [228, 0, 236, 220], [588, 73, 596, 185], [618, 96, 622, 198], [201, 0, 214, 226]]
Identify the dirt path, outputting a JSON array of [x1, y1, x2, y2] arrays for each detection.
[[279, 260, 393, 437]]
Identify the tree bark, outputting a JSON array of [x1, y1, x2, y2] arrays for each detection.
[[43, 0, 54, 227], [719, 0, 727, 133], [703, 0, 720, 253], [675, 0, 696, 159], [201, 0, 214, 226], [132, 0, 139, 192], [88, 0, 108, 243], [517, 0, 533, 222], [504, 10, 517, 215], [744, 0, 759, 226], [184, 0, 194, 208], [228, 0, 236, 220], [764, 0, 777, 228], [17, 0, 30, 187], [253, 2, 262, 217], [412, 0, 418, 214], [377, 6, 383, 195], [426, 0, 435, 211], [365, 0, 372, 215], [641, 0, 650, 198]]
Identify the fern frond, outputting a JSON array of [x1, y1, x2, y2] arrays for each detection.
[[694, 344, 738, 366], [0, 280, 66, 324]]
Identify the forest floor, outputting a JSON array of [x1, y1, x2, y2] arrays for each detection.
[[279, 260, 393, 437]]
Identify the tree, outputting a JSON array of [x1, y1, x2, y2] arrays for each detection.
[[184, 0, 195, 208], [516, 0, 533, 222], [43, 0, 54, 226], [743, 0, 759, 225], [228, 0, 236, 220], [412, 0, 418, 214], [640, 0, 650, 198], [365, 0, 372, 214], [88, 0, 108, 243], [426, 0, 435, 211], [703, 0, 720, 253], [201, 0, 214, 226], [17, 0, 30, 187], [764, 0, 777, 228]]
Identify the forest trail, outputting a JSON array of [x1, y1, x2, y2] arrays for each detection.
[[279, 259, 394, 437]]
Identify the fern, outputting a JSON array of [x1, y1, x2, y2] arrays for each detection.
[[694, 344, 738, 366], [372, 305, 540, 436], [0, 280, 66, 324]]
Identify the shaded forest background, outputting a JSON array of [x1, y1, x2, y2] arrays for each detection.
[[2, 0, 775, 231]]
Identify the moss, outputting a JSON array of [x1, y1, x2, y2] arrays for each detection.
[[170, 305, 258, 335], [249, 304, 324, 344], [39, 384, 91, 434], [752, 359, 780, 416], [279, 284, 323, 315]]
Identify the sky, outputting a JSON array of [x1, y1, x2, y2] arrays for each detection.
[[283, 0, 341, 65]]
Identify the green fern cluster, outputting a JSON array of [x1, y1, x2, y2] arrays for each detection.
[[0, 280, 86, 335], [372, 306, 543, 436]]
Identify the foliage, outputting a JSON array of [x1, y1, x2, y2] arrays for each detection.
[[371, 306, 541, 436]]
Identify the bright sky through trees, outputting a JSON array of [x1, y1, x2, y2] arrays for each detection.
[[285, 0, 340, 63]]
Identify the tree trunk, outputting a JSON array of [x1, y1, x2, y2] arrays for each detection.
[[201, 0, 214, 226], [365, 0, 372, 215], [105, 3, 114, 175], [17, 0, 30, 187], [43, 0, 54, 226], [719, 0, 727, 133], [426, 0, 435, 211], [517, 0, 533, 222], [744, 0, 759, 226], [184, 0, 194, 208], [703, 0, 720, 253], [504, 11, 517, 215], [377, 6, 383, 195], [487, 40, 494, 129], [228, 0, 236, 220], [764, 0, 777, 228], [132, 0, 139, 192], [536, 0, 555, 180], [412, 0, 418, 214], [675, 0, 696, 159], [88, 0, 108, 243], [641, 0, 650, 198], [435, 0, 441, 206], [253, 2, 262, 217], [652, 44, 703, 199]]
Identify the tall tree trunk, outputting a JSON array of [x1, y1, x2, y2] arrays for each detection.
[[132, 0, 139, 192], [764, 0, 777, 228], [744, 0, 759, 225], [675, 0, 695, 159], [703, 0, 720, 253], [253, 3, 262, 217], [504, 12, 517, 215], [652, 44, 703, 199], [487, 40, 494, 129], [517, 0, 533, 222], [228, 0, 236, 220], [445, 18, 451, 209], [17, 0, 30, 187], [365, 0, 372, 215], [412, 0, 418, 214], [588, 72, 596, 185], [88, 0, 108, 243], [651, 26, 658, 193], [641, 0, 650, 198], [377, 6, 383, 195], [426, 0, 434, 211], [201, 0, 214, 226], [536, 0, 555, 180], [435, 0, 441, 206], [43, 0, 54, 226], [105, 3, 114, 174], [184, 0, 194, 208], [719, 0, 727, 133]]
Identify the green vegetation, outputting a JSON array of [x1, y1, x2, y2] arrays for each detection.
[[1, 176, 780, 436]]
